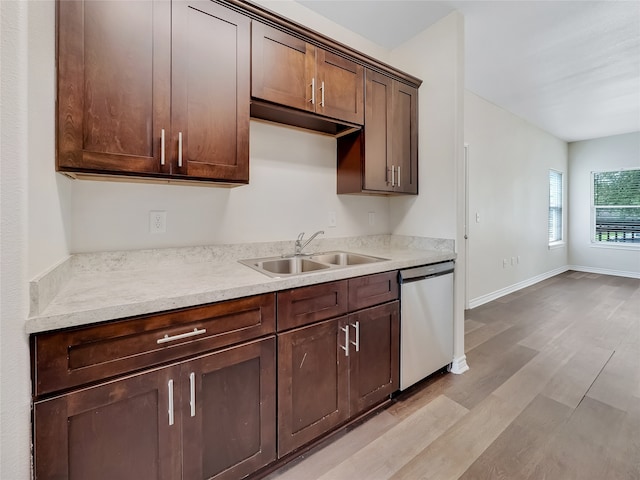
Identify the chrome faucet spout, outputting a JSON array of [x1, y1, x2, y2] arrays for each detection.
[[294, 230, 325, 255]]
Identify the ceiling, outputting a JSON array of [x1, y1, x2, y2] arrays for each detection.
[[296, 1, 640, 142]]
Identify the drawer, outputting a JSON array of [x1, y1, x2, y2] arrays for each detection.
[[348, 271, 398, 311], [32, 293, 276, 397], [277, 280, 348, 331]]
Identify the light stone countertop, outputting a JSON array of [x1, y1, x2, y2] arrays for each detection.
[[26, 235, 455, 334]]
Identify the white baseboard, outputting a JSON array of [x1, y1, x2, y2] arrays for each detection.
[[568, 265, 640, 279], [468, 265, 570, 309], [448, 355, 469, 374]]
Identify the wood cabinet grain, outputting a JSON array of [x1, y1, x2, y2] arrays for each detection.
[[56, 0, 250, 184], [277, 318, 350, 457], [56, 0, 170, 176], [34, 337, 276, 480], [276, 274, 400, 456], [33, 293, 275, 397], [252, 22, 364, 126], [34, 365, 182, 480], [337, 69, 419, 195]]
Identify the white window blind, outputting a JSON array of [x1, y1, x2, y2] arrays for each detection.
[[549, 170, 563, 243], [593, 169, 640, 244]]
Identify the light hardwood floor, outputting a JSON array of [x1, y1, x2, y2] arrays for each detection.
[[267, 271, 640, 480]]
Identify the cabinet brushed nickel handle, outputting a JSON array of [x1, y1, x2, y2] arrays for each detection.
[[178, 131, 183, 167], [310, 78, 315, 105], [160, 129, 166, 166], [391, 165, 395, 187], [320, 81, 325, 107], [397, 165, 401, 188], [350, 321, 360, 352], [340, 325, 350, 357], [168, 379, 174, 426], [157, 327, 207, 344], [189, 372, 196, 417]]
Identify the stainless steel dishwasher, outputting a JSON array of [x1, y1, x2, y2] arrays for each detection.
[[399, 261, 454, 391]]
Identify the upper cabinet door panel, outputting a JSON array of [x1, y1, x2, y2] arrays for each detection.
[[57, 0, 170, 174], [363, 69, 393, 191], [252, 22, 316, 113], [392, 82, 418, 194], [316, 50, 364, 125], [171, 1, 250, 182]]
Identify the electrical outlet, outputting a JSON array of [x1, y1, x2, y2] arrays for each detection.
[[328, 211, 337, 228], [368, 212, 376, 226], [511, 256, 516, 266], [503, 258, 508, 268], [149, 211, 166, 234]]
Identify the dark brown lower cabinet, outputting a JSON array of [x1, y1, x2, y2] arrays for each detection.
[[278, 301, 399, 456], [34, 366, 182, 480], [349, 302, 399, 415], [33, 337, 276, 480], [182, 338, 276, 480], [277, 317, 350, 457]]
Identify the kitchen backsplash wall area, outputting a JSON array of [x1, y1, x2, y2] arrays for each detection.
[[70, 120, 392, 253]]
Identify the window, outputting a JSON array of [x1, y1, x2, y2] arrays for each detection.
[[549, 170, 563, 244], [593, 169, 640, 244]]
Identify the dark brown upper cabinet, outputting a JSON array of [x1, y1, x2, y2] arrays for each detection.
[[56, 0, 250, 184], [251, 22, 364, 130], [337, 69, 419, 195]]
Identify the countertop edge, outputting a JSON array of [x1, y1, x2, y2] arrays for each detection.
[[26, 247, 455, 335]]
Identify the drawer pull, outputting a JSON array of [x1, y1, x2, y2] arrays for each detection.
[[157, 328, 207, 345]]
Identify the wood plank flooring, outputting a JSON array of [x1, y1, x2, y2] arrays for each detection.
[[266, 271, 640, 480]]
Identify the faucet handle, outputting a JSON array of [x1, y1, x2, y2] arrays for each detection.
[[297, 232, 305, 242]]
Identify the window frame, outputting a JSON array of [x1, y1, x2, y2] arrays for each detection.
[[591, 168, 640, 249], [548, 169, 564, 247]]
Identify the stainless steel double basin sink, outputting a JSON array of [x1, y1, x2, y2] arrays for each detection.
[[239, 251, 388, 278]]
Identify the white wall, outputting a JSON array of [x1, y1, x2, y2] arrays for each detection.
[[568, 132, 640, 277], [71, 121, 390, 252], [251, 0, 390, 62], [464, 92, 568, 306], [387, 12, 467, 370], [1, 1, 36, 478], [28, 0, 72, 278]]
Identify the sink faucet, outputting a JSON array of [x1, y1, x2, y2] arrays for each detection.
[[294, 230, 324, 256]]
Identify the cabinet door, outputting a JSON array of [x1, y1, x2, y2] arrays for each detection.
[[251, 22, 316, 113], [349, 302, 399, 415], [56, 0, 171, 175], [362, 69, 393, 192], [181, 337, 276, 480], [278, 318, 349, 457], [392, 81, 419, 194], [316, 50, 364, 124], [33, 366, 181, 480], [171, 1, 250, 182]]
